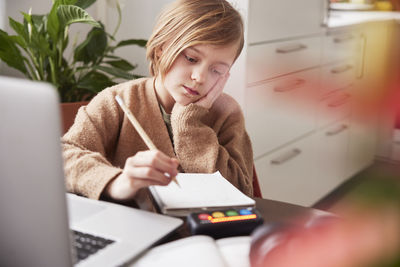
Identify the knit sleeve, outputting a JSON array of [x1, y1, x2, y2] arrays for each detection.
[[170, 96, 254, 196], [61, 88, 123, 200]]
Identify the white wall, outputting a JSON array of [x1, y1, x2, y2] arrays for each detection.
[[0, 0, 5, 30], [101, 0, 174, 77]]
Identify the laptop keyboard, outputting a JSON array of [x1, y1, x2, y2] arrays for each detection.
[[71, 230, 115, 264]]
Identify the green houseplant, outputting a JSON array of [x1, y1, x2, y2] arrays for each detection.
[[0, 0, 146, 103]]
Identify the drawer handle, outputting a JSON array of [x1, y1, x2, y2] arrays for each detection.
[[274, 79, 306, 92], [327, 93, 351, 107], [325, 124, 348, 136], [320, 84, 352, 101], [333, 35, 354, 43], [330, 64, 353, 74], [357, 34, 366, 79], [276, 44, 307, 54], [319, 89, 341, 101], [270, 148, 302, 165]]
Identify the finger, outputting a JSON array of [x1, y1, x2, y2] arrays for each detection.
[[134, 178, 171, 189], [130, 151, 179, 176], [126, 166, 172, 185], [206, 73, 229, 102], [123, 175, 170, 194]]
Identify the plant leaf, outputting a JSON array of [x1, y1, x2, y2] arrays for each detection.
[[22, 14, 52, 56], [74, 26, 107, 64], [94, 65, 136, 80], [9, 35, 27, 50], [105, 59, 136, 71], [77, 71, 115, 92], [47, 0, 77, 42], [75, 0, 96, 9], [47, 6, 60, 42], [0, 30, 28, 74], [57, 0, 78, 5], [9, 18, 28, 47], [104, 55, 120, 59], [57, 5, 101, 28], [31, 15, 46, 32], [115, 39, 147, 48]]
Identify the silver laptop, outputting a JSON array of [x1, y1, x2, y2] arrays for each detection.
[[0, 76, 183, 267]]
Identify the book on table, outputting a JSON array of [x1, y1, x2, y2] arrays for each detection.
[[130, 235, 252, 267], [149, 171, 255, 217]]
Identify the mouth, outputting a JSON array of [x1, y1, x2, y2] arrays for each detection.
[[183, 85, 200, 96]]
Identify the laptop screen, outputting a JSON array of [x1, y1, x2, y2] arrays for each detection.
[[0, 76, 74, 267], [0, 76, 183, 266]]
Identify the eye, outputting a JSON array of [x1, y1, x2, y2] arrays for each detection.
[[184, 54, 197, 63], [212, 66, 228, 76], [212, 69, 222, 75]]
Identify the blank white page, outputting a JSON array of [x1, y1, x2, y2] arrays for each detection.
[[130, 235, 227, 267], [216, 236, 251, 267], [151, 172, 255, 209]]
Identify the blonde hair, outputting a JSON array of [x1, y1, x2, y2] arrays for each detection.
[[146, 0, 244, 78]]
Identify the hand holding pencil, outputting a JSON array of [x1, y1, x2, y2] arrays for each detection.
[[115, 95, 180, 187], [104, 95, 180, 202]]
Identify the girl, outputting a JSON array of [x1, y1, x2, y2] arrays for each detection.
[[62, 0, 254, 209]]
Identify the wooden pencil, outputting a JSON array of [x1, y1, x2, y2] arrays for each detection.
[[115, 95, 180, 187]]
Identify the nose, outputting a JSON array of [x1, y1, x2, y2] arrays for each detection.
[[191, 65, 207, 84]]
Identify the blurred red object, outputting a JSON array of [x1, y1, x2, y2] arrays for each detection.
[[250, 204, 400, 267]]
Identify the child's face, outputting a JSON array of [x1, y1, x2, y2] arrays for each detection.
[[161, 43, 238, 107]]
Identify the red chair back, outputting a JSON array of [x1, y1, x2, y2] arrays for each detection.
[[252, 165, 262, 198]]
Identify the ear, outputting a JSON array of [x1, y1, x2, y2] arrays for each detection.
[[155, 45, 164, 59]]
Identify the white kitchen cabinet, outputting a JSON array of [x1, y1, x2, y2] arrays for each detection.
[[346, 116, 377, 177], [255, 134, 317, 206], [346, 22, 391, 175], [226, 1, 392, 206], [255, 117, 351, 207], [247, 36, 322, 84], [317, 60, 356, 128], [246, 68, 318, 158], [319, 59, 357, 93], [316, 87, 352, 129], [237, 0, 327, 206], [247, 0, 326, 44], [322, 30, 361, 65], [312, 118, 351, 197]]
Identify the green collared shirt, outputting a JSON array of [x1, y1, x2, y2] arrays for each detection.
[[159, 104, 174, 144]]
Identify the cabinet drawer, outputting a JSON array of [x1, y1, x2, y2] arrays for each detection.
[[346, 113, 377, 178], [246, 69, 318, 158], [317, 88, 352, 128], [248, 0, 324, 44], [313, 119, 350, 192], [317, 60, 355, 127], [322, 31, 361, 64], [247, 36, 322, 84], [254, 135, 317, 206], [320, 60, 357, 92]]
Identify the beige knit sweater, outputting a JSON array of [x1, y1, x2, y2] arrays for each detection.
[[62, 78, 254, 209]]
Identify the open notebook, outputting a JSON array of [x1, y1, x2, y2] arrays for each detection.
[[149, 171, 255, 216], [130, 235, 251, 267]]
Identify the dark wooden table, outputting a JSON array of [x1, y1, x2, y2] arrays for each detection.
[[254, 198, 331, 225], [156, 197, 332, 245]]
